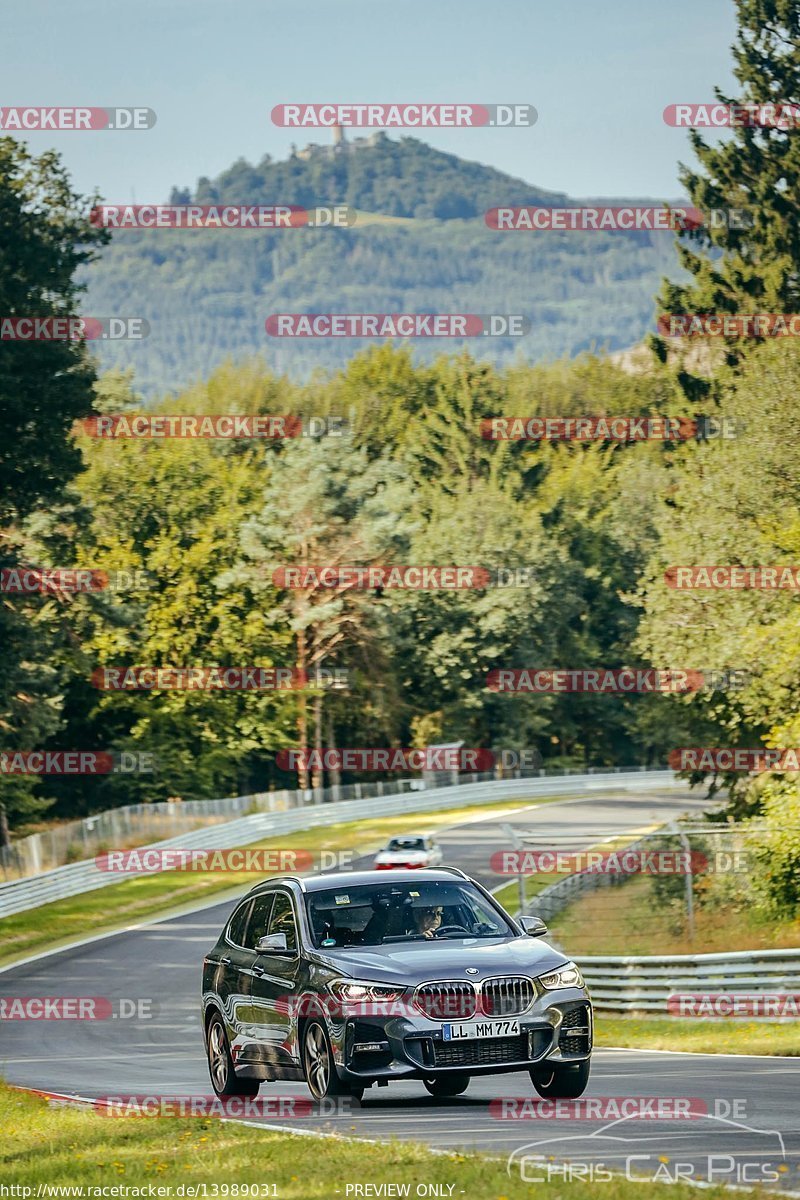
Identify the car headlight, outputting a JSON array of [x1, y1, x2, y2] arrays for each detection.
[[327, 978, 406, 1003], [538, 961, 584, 990]]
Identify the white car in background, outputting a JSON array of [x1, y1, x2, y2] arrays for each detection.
[[374, 835, 443, 870]]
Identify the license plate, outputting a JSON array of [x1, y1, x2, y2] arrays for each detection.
[[442, 1019, 520, 1041]]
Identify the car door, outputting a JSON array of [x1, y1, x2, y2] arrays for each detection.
[[247, 889, 302, 1072], [224, 891, 274, 1066], [212, 897, 257, 1061]]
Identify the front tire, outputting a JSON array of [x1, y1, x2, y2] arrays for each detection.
[[530, 1059, 590, 1098], [423, 1074, 470, 1097], [302, 1020, 363, 1102], [206, 1012, 260, 1097]]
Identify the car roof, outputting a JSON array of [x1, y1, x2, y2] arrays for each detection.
[[248, 867, 467, 895]]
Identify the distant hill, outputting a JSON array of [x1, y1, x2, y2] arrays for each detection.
[[83, 135, 684, 396]]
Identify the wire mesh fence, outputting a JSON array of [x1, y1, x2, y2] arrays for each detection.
[[0, 763, 666, 881]]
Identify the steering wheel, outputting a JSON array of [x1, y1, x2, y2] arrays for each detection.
[[433, 923, 470, 937]]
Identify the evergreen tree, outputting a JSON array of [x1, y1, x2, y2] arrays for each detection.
[[658, 1, 800, 347]]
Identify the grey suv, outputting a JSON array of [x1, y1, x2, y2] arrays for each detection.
[[201, 867, 592, 1101]]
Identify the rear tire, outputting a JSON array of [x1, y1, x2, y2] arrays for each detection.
[[302, 1020, 363, 1102], [206, 1012, 260, 1097], [423, 1074, 470, 1097], [530, 1059, 590, 1098]]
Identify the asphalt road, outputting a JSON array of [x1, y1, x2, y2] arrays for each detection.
[[2, 787, 799, 1191]]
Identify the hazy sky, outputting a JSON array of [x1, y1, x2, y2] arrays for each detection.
[[4, 0, 737, 202]]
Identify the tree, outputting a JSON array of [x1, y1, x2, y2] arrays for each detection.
[[224, 436, 415, 787], [0, 139, 107, 840], [657, 1, 800, 347], [635, 340, 800, 812], [66, 370, 298, 806], [0, 138, 108, 523]]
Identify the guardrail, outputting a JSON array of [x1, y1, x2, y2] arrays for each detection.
[[0, 763, 672, 880], [0, 778, 428, 879], [0, 769, 681, 919], [577, 949, 800, 1015]]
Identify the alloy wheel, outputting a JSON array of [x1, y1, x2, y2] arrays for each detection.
[[208, 1020, 229, 1091], [305, 1023, 330, 1097]]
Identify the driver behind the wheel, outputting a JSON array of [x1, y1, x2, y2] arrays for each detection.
[[413, 905, 443, 938]]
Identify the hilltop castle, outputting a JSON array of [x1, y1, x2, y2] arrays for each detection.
[[296, 125, 384, 160]]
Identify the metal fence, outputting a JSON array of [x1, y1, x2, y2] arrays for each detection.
[[0, 763, 669, 881], [578, 948, 800, 1015], [0, 782, 429, 880], [0, 769, 681, 919]]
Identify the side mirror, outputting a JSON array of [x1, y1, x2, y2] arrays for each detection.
[[255, 932, 289, 953], [518, 915, 548, 937]]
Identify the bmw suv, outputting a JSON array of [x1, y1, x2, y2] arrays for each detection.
[[201, 867, 592, 1102]]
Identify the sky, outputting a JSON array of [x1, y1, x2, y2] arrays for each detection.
[[3, 0, 738, 203]]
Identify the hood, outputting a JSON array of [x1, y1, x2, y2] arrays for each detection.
[[375, 850, 429, 862], [312, 935, 569, 986]]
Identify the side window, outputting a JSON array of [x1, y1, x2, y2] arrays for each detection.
[[243, 893, 275, 950], [267, 892, 298, 952], [227, 899, 253, 947]]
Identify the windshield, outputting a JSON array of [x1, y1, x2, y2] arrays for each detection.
[[305, 880, 514, 948], [386, 837, 426, 851]]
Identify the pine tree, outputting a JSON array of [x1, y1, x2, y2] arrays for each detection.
[[657, 1, 800, 346]]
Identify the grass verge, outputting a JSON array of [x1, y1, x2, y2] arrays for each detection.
[[1, 1082, 764, 1199], [549, 872, 800, 955], [0, 794, 551, 969], [595, 1015, 800, 1056]]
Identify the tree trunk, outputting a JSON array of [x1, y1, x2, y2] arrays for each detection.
[[326, 709, 341, 788], [311, 693, 323, 789], [296, 615, 309, 789]]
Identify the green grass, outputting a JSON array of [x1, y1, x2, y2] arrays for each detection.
[[0, 794, 553, 968], [596, 1015, 800, 1056], [549, 871, 800, 955], [0, 1082, 767, 1199]]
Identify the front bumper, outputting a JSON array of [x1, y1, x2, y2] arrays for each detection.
[[332, 992, 592, 1082]]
